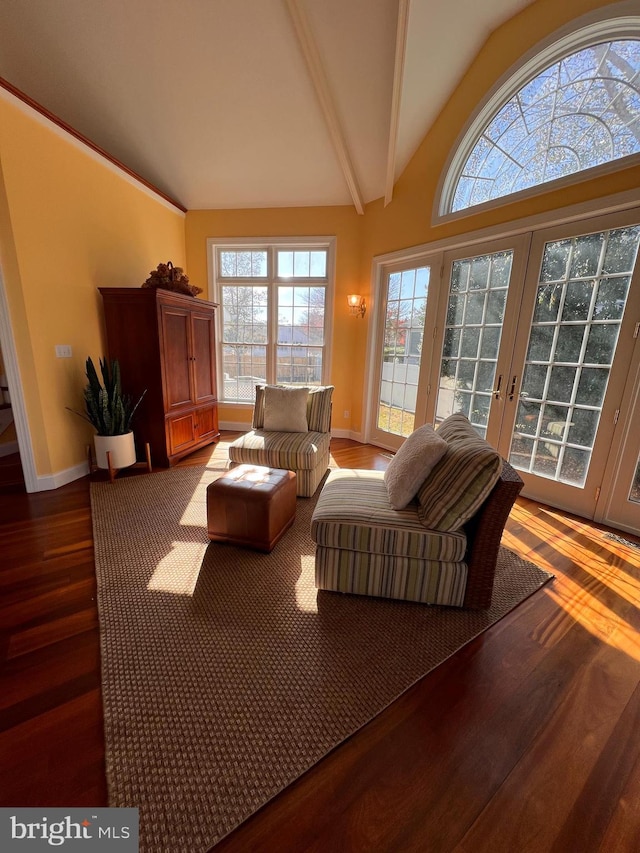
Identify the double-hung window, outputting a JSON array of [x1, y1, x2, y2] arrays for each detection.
[[210, 239, 334, 403]]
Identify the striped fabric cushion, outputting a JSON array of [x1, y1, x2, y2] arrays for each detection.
[[315, 547, 468, 607], [311, 468, 466, 561], [294, 453, 331, 497], [307, 385, 334, 432], [252, 384, 333, 433], [416, 414, 501, 532], [252, 385, 266, 429], [229, 429, 330, 471]]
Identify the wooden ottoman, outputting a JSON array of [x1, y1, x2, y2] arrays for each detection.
[[207, 465, 297, 552]]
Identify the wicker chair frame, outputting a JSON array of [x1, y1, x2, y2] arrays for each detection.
[[462, 459, 524, 609]]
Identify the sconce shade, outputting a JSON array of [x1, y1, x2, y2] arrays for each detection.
[[347, 294, 366, 318]]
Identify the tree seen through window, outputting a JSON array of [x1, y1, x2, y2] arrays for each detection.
[[451, 39, 640, 212]]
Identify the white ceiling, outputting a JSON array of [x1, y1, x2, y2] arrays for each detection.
[[0, 0, 533, 211]]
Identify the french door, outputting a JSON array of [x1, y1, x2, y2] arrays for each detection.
[[368, 258, 439, 450], [367, 207, 640, 522], [429, 235, 531, 450], [426, 210, 640, 519], [502, 216, 640, 516], [596, 333, 640, 535]]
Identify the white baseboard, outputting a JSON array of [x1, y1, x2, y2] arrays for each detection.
[[219, 421, 251, 432], [331, 428, 364, 442], [35, 460, 89, 492], [0, 440, 19, 458], [220, 423, 365, 443], [30, 430, 367, 491]]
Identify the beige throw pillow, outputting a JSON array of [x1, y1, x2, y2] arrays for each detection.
[[263, 385, 309, 433], [384, 424, 448, 510]]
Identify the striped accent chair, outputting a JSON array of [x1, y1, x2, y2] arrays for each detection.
[[311, 414, 524, 609], [228, 385, 334, 497]]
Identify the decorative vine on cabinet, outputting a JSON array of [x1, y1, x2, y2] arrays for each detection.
[[99, 287, 220, 467]]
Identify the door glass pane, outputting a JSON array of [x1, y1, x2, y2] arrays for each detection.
[[509, 226, 640, 486], [436, 250, 514, 437], [378, 267, 429, 437]]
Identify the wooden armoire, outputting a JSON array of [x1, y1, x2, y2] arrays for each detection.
[[99, 287, 220, 467]]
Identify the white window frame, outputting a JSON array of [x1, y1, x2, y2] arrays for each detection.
[[435, 6, 640, 223], [366, 188, 640, 520], [207, 236, 335, 406]]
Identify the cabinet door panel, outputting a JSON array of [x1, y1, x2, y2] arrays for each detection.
[[194, 404, 219, 440], [192, 312, 217, 403], [167, 413, 196, 455], [161, 307, 192, 408]]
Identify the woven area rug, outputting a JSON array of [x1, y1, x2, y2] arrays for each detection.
[[91, 458, 553, 852]]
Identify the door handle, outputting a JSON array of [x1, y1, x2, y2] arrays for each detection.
[[508, 375, 518, 401], [492, 374, 503, 400]]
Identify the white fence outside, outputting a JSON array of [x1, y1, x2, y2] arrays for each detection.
[[223, 375, 265, 402], [224, 362, 421, 411], [379, 361, 420, 412]]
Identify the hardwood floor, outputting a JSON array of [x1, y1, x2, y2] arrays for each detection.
[[1, 434, 639, 850], [0, 450, 25, 492]]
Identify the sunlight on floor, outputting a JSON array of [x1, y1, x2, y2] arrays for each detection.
[[147, 541, 207, 595], [546, 574, 640, 663], [178, 463, 228, 529], [296, 555, 318, 613], [148, 444, 234, 594], [504, 506, 640, 662]]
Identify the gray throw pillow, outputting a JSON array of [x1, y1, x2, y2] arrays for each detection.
[[384, 424, 448, 510]]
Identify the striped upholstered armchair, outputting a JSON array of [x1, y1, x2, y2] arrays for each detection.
[[311, 414, 523, 609], [228, 384, 334, 497]]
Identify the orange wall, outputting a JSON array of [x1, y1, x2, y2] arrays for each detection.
[[0, 93, 186, 478], [363, 0, 640, 256], [355, 0, 640, 426], [186, 0, 639, 435], [186, 207, 364, 431], [3, 0, 637, 481]]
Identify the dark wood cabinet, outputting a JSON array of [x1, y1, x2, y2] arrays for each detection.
[[99, 287, 220, 467]]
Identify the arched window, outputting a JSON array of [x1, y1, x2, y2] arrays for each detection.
[[440, 22, 640, 216]]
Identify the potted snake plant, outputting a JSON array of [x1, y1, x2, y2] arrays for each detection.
[[68, 357, 146, 470]]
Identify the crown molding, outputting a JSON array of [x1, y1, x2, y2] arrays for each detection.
[[0, 76, 187, 214]]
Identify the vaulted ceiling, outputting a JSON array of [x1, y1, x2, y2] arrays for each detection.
[[0, 0, 533, 211]]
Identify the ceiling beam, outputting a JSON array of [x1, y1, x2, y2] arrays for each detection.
[[284, 0, 364, 215], [384, 0, 410, 207]]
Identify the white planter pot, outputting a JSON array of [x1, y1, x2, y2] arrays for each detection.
[[94, 431, 136, 470]]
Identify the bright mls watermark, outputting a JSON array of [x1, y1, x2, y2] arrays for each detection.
[[1, 809, 138, 850]]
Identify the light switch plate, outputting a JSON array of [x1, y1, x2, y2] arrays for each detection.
[[55, 345, 73, 358]]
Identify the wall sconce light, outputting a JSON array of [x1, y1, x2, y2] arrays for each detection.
[[347, 294, 366, 318]]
